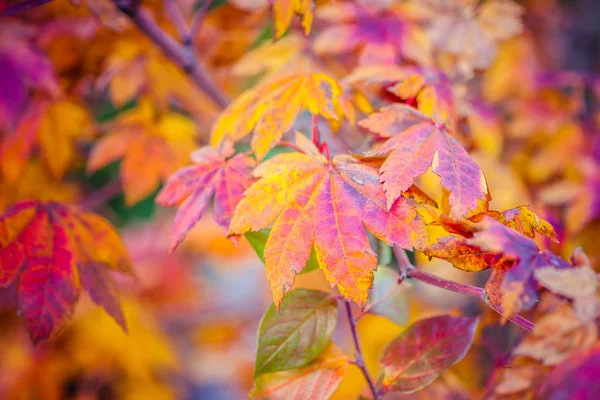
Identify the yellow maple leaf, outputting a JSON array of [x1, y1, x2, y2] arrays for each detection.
[[210, 73, 343, 159]]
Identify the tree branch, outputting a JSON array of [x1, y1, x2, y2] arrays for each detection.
[[394, 247, 535, 332], [344, 301, 382, 400], [0, 0, 54, 15], [115, 2, 229, 109], [80, 180, 122, 210], [190, 0, 213, 45]]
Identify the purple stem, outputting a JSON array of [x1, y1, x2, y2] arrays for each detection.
[[394, 247, 535, 332], [345, 301, 382, 400], [118, 5, 229, 109], [80, 180, 122, 210], [0, 0, 53, 15]]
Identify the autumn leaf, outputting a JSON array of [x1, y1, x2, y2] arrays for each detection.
[[250, 341, 347, 400], [468, 218, 570, 317], [314, 2, 430, 66], [209, 73, 342, 160], [233, 34, 308, 78], [0, 159, 81, 212], [87, 98, 197, 205], [254, 289, 338, 378], [416, 0, 523, 75], [230, 133, 426, 307], [271, 0, 313, 40], [513, 304, 597, 366], [156, 145, 255, 252], [423, 235, 500, 272], [535, 248, 599, 322], [0, 21, 59, 129], [1, 98, 95, 183], [245, 229, 320, 274], [98, 37, 218, 121], [345, 65, 455, 126], [379, 314, 479, 394], [359, 104, 489, 217], [537, 343, 600, 399], [0, 200, 133, 343]]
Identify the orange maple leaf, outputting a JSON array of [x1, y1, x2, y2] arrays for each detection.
[[87, 99, 197, 205], [359, 104, 489, 217], [0, 201, 133, 343], [229, 133, 426, 307], [156, 144, 256, 252], [209, 73, 342, 160], [1, 98, 95, 183]]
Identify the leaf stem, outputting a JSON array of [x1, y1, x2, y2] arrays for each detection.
[[115, 2, 229, 108], [344, 301, 382, 400], [312, 114, 320, 145], [319, 142, 332, 167], [277, 140, 305, 153], [394, 247, 534, 332], [190, 0, 213, 45]]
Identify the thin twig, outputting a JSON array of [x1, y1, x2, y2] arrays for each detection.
[[80, 180, 122, 210], [277, 140, 305, 153], [190, 0, 213, 45], [394, 247, 535, 332], [344, 301, 382, 400], [164, 0, 190, 41], [116, 4, 229, 108], [0, 0, 53, 15]]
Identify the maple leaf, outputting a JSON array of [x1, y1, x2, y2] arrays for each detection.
[[210, 73, 342, 160], [0, 21, 59, 129], [536, 344, 600, 399], [229, 133, 426, 307], [416, 0, 523, 76], [1, 98, 95, 183], [379, 314, 479, 394], [156, 144, 256, 252], [250, 341, 347, 400], [359, 104, 489, 217], [513, 304, 598, 366], [0, 200, 133, 343], [535, 248, 599, 322], [232, 34, 309, 78], [345, 65, 455, 126], [423, 235, 501, 272], [468, 218, 570, 317], [313, 2, 430, 66], [0, 160, 80, 212], [87, 98, 197, 205], [271, 0, 313, 40], [98, 37, 218, 122]]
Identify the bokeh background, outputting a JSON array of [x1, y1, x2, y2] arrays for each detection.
[[0, 0, 599, 399]]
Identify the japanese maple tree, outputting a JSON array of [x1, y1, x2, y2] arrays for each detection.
[[1, 0, 599, 398]]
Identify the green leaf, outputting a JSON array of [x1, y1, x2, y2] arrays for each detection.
[[250, 341, 348, 400], [367, 265, 410, 325], [246, 230, 319, 274], [255, 289, 338, 378], [380, 314, 479, 394]]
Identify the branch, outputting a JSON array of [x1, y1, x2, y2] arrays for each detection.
[[344, 301, 382, 400], [80, 180, 122, 210], [0, 0, 54, 15], [115, 2, 229, 109], [190, 0, 213, 45], [394, 247, 535, 332]]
